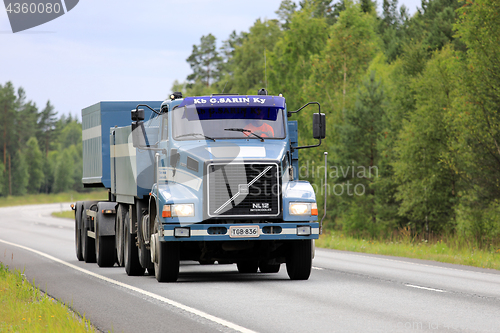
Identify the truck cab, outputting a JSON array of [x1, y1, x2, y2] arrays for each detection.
[[76, 90, 325, 283]]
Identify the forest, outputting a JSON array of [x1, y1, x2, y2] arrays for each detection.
[[1, 0, 498, 246], [0, 85, 83, 196], [173, 0, 500, 245]]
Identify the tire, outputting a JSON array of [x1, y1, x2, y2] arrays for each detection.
[[138, 241, 153, 271], [75, 205, 83, 261], [236, 260, 259, 273], [96, 220, 115, 267], [286, 240, 312, 280], [124, 212, 145, 276], [259, 260, 280, 273], [82, 207, 96, 263], [154, 240, 180, 282], [137, 215, 153, 272], [115, 204, 126, 267]]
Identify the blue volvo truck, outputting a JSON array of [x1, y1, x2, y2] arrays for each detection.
[[73, 89, 326, 282]]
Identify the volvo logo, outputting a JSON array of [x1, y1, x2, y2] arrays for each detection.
[[238, 184, 249, 194]]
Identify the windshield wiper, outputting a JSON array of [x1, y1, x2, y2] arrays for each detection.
[[224, 128, 264, 142], [176, 133, 216, 141]]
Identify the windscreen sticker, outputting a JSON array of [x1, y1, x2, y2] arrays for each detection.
[[182, 106, 280, 121], [178, 95, 285, 109]]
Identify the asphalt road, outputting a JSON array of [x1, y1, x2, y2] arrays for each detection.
[[1, 203, 499, 333]]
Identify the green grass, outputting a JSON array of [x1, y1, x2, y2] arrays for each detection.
[[0, 191, 108, 208], [0, 262, 96, 332], [51, 211, 75, 219], [317, 230, 500, 270]]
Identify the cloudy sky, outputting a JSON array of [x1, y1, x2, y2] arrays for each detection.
[[0, 0, 421, 119]]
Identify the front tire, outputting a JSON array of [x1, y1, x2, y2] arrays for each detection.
[[115, 204, 126, 267], [154, 239, 180, 282], [124, 212, 145, 276], [286, 240, 312, 280]]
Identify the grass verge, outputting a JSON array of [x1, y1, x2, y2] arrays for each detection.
[[0, 190, 108, 208], [317, 230, 500, 270], [51, 211, 74, 219], [0, 262, 96, 332]]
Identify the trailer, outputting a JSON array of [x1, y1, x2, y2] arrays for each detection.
[[73, 90, 326, 282]]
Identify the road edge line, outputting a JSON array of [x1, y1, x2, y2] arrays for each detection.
[[0, 238, 257, 333]]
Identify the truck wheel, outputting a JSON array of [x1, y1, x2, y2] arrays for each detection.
[[286, 240, 312, 280], [137, 215, 153, 272], [154, 240, 180, 282], [96, 221, 115, 267], [237, 260, 259, 273], [138, 242, 154, 272], [81, 207, 96, 263], [124, 212, 145, 276], [75, 205, 83, 261], [259, 260, 280, 273], [115, 204, 125, 267]]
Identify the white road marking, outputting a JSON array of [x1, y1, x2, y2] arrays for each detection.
[[0, 239, 257, 333], [312, 266, 324, 270], [405, 284, 446, 293]]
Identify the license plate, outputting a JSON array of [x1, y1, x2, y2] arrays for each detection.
[[229, 226, 260, 238]]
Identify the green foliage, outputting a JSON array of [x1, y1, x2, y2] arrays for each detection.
[[53, 148, 75, 193], [0, 263, 97, 332], [186, 34, 222, 87], [0, 161, 4, 194], [0, 82, 84, 196], [393, 46, 458, 233], [11, 150, 29, 196], [25, 137, 44, 194], [268, 3, 329, 108], [275, 0, 297, 29], [229, 19, 282, 94]]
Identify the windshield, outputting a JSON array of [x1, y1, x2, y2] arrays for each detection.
[[171, 104, 285, 141]]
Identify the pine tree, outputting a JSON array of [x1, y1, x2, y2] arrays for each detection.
[[335, 71, 388, 235], [37, 101, 58, 157], [186, 34, 222, 87]]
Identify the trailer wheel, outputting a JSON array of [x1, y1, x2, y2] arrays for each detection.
[[96, 221, 115, 267], [75, 205, 83, 261], [286, 240, 312, 280], [124, 212, 145, 276], [115, 204, 125, 267], [259, 260, 280, 273], [237, 260, 259, 273], [154, 240, 179, 282], [81, 207, 96, 263]]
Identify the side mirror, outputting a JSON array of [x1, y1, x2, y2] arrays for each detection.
[[131, 108, 145, 121], [313, 113, 326, 139]]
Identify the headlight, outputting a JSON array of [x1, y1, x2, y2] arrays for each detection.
[[162, 204, 195, 217], [172, 204, 195, 217], [289, 202, 318, 216]]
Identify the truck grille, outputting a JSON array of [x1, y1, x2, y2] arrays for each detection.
[[207, 162, 280, 217]]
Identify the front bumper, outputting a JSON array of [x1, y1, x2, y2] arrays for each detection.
[[160, 222, 319, 242]]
